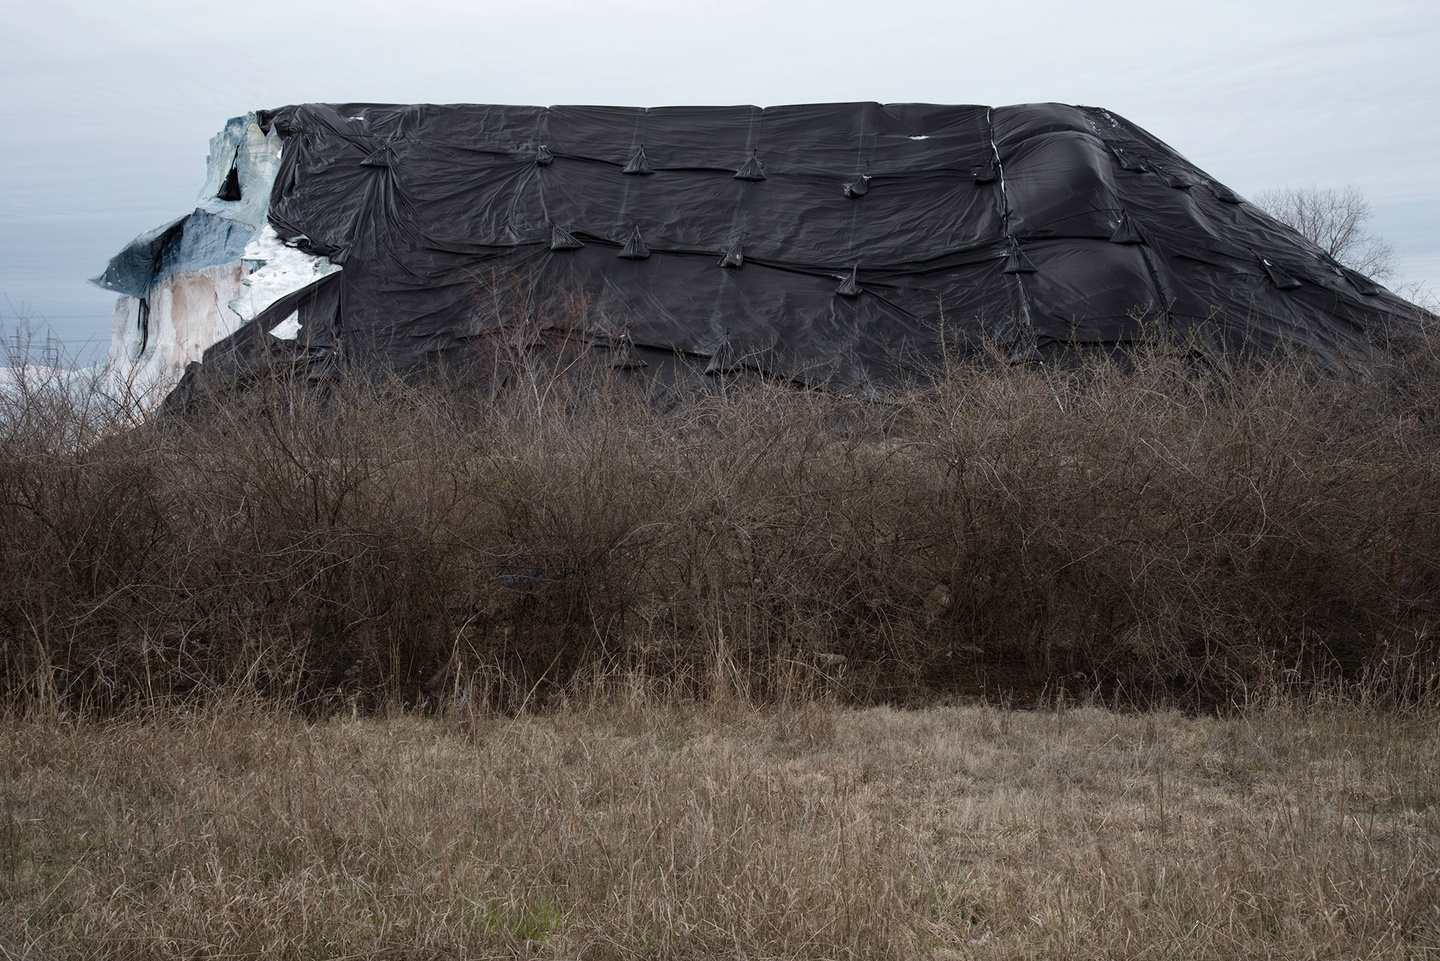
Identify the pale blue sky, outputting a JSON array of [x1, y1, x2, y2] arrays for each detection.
[[2, 0, 1436, 362]]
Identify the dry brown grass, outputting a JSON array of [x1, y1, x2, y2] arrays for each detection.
[[2, 690, 1437, 959]]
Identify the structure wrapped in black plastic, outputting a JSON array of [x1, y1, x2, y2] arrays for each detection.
[[138, 101, 1419, 403]]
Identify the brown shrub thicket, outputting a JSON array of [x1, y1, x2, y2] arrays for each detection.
[[1, 326, 1437, 714]]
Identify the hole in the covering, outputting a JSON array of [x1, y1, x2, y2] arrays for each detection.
[[136, 297, 150, 358], [218, 165, 242, 201]]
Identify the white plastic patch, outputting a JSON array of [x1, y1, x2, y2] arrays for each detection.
[[231, 224, 341, 323], [269, 311, 302, 340]]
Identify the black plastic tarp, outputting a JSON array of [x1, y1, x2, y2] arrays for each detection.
[[177, 101, 1417, 394]]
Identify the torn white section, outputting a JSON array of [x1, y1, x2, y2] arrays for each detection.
[[230, 224, 342, 323], [104, 263, 250, 409], [101, 113, 342, 412], [269, 311, 302, 340], [908, 135, 931, 140]]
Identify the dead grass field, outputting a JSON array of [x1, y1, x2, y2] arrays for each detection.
[[3, 692, 1437, 960]]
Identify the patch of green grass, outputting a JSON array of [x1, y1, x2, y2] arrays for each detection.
[[474, 894, 570, 943]]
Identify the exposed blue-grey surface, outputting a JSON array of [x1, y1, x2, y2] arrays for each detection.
[[94, 116, 281, 299]]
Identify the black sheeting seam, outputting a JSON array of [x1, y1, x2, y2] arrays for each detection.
[[987, 107, 1035, 353], [1104, 123, 1174, 334], [705, 112, 768, 355], [987, 108, 1010, 240], [532, 134, 565, 249], [704, 272, 734, 365], [1135, 243, 1175, 339], [1007, 273, 1039, 359], [612, 109, 650, 227], [716, 109, 765, 276], [842, 105, 877, 272]]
